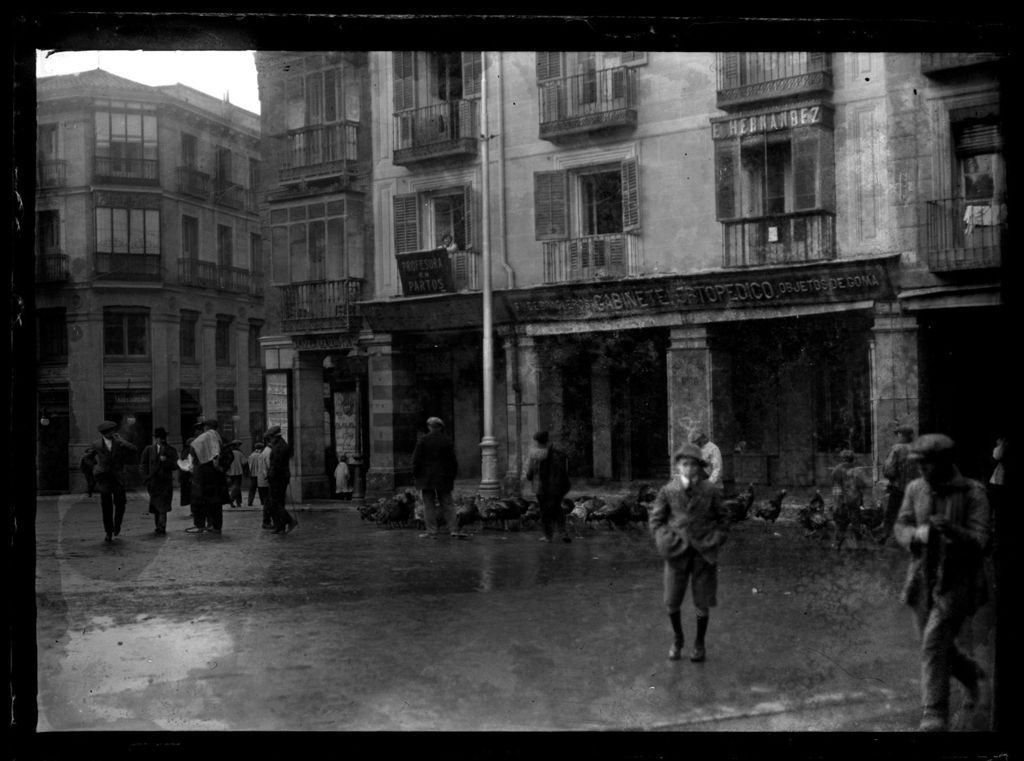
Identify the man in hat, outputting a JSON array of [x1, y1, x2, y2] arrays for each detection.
[[688, 430, 722, 485], [266, 425, 298, 534], [525, 430, 572, 543], [649, 443, 729, 663], [140, 427, 177, 535], [226, 439, 246, 508], [895, 433, 991, 732], [830, 449, 871, 550], [247, 442, 269, 512], [190, 419, 227, 534], [85, 420, 138, 542], [879, 424, 919, 546], [412, 417, 464, 539]]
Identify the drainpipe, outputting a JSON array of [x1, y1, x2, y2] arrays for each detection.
[[496, 53, 515, 289]]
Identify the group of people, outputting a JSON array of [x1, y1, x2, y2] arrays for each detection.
[[82, 419, 298, 540]]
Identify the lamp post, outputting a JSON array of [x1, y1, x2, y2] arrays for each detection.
[[478, 51, 500, 498]]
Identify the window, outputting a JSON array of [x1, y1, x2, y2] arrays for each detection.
[[394, 186, 474, 254], [95, 103, 158, 174], [38, 210, 60, 253], [95, 207, 160, 254], [249, 388, 265, 442], [270, 200, 348, 283], [38, 308, 67, 362], [182, 215, 199, 260], [181, 133, 198, 168], [393, 52, 482, 112], [39, 123, 59, 161], [534, 160, 639, 240], [216, 388, 236, 441], [104, 308, 149, 357], [952, 105, 1003, 201], [248, 321, 262, 367], [283, 61, 352, 130], [180, 310, 199, 363], [250, 233, 263, 275], [215, 315, 232, 364], [217, 224, 233, 268], [249, 158, 261, 192]]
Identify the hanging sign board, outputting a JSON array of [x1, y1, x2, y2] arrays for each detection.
[[396, 249, 455, 295]]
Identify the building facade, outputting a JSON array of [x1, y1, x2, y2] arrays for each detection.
[[36, 69, 265, 493], [255, 51, 1006, 500]]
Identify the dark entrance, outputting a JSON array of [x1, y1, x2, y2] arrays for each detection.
[[38, 388, 70, 492]]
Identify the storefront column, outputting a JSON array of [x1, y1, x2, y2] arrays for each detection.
[[537, 340, 565, 448], [502, 334, 541, 493], [234, 317, 251, 452], [871, 303, 919, 473], [200, 314, 218, 425], [666, 325, 713, 467], [150, 311, 175, 447], [292, 351, 328, 500], [365, 333, 416, 494], [591, 359, 613, 480], [67, 311, 104, 491]]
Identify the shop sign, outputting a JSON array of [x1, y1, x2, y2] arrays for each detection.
[[712, 105, 829, 140], [396, 249, 455, 295]]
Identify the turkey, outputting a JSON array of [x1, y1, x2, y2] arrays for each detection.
[[797, 490, 829, 539], [455, 494, 481, 530], [859, 499, 885, 535], [722, 483, 755, 524], [521, 500, 542, 529], [581, 496, 607, 528], [753, 489, 787, 531], [376, 489, 417, 528], [358, 501, 381, 522], [566, 495, 597, 534], [591, 496, 631, 530]]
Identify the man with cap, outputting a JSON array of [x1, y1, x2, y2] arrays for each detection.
[[226, 439, 246, 508], [688, 430, 722, 485], [525, 430, 572, 543], [266, 425, 298, 534], [139, 427, 177, 535], [830, 449, 871, 550], [85, 420, 138, 542], [895, 433, 991, 732], [412, 417, 464, 539], [879, 424, 919, 546], [649, 442, 729, 663]]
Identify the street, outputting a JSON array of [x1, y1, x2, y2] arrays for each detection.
[[30, 489, 996, 743]]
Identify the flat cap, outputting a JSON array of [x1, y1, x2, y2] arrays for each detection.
[[265, 425, 282, 438], [98, 420, 117, 434], [673, 443, 707, 466], [426, 416, 444, 429], [910, 433, 955, 460]]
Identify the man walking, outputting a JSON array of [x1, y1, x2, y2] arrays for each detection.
[[139, 427, 177, 535], [266, 426, 298, 534], [830, 449, 871, 550], [880, 424, 918, 545], [412, 417, 464, 539], [689, 430, 723, 485], [895, 433, 991, 732], [247, 442, 269, 511], [226, 439, 246, 508], [86, 420, 138, 542], [525, 430, 572, 543]]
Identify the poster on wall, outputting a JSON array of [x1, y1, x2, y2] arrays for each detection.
[[333, 390, 359, 457], [264, 370, 292, 442]]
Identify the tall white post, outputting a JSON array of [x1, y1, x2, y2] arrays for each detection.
[[478, 51, 500, 497]]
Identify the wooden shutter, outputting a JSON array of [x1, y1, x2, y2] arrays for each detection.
[[715, 141, 739, 220], [462, 52, 482, 97], [955, 122, 1002, 154], [536, 52, 563, 82], [608, 234, 625, 270], [621, 158, 640, 231], [591, 237, 606, 267], [792, 129, 820, 212], [534, 171, 568, 240], [393, 52, 415, 112], [720, 53, 740, 89], [393, 193, 419, 254], [462, 184, 475, 251]]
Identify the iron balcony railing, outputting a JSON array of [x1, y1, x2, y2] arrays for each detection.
[[279, 278, 364, 333], [925, 196, 1005, 271], [38, 159, 68, 188], [36, 252, 69, 283], [94, 252, 162, 281], [178, 258, 258, 294], [280, 122, 359, 181], [538, 66, 638, 139], [94, 157, 159, 184], [450, 249, 481, 291], [393, 100, 478, 164], [177, 166, 211, 199], [542, 232, 642, 284], [213, 180, 245, 210], [722, 211, 836, 268], [716, 53, 832, 109], [921, 52, 1005, 75]]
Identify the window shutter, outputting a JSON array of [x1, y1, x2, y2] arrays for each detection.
[[620, 52, 646, 65], [621, 158, 640, 231], [534, 171, 568, 240], [393, 193, 419, 253], [462, 184, 475, 250], [608, 235, 625, 269], [792, 129, 820, 212], [954, 121, 1002, 155], [591, 237, 606, 267], [462, 52, 482, 97], [715, 142, 739, 220], [536, 52, 563, 82], [568, 239, 581, 272], [393, 52, 415, 112], [720, 53, 740, 89]]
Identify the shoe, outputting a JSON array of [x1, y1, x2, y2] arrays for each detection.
[[539, 536, 551, 542], [918, 715, 947, 732], [113, 529, 121, 537], [209, 528, 222, 534], [668, 640, 684, 661], [104, 533, 112, 543], [450, 532, 468, 539], [562, 535, 572, 543], [419, 533, 436, 539], [690, 645, 706, 663], [285, 521, 297, 534]]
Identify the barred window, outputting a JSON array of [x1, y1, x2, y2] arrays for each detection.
[[104, 308, 149, 357]]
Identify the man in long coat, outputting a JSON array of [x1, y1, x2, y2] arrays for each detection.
[[266, 426, 298, 534], [140, 427, 177, 535], [895, 433, 991, 732], [86, 420, 138, 542], [525, 430, 572, 543], [412, 416, 463, 539]]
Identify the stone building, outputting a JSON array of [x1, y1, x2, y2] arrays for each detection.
[[35, 69, 264, 493], [254, 51, 1006, 500]]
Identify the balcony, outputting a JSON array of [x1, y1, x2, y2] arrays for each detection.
[[94, 157, 159, 185], [213, 180, 245, 210], [450, 249, 481, 291], [393, 100, 478, 166], [538, 66, 638, 142], [279, 122, 358, 183], [36, 252, 69, 283], [177, 166, 210, 199], [542, 233, 642, 284], [279, 278, 364, 333], [716, 53, 832, 111], [178, 258, 260, 295], [921, 53, 1005, 76], [722, 211, 835, 268], [38, 159, 67, 188], [94, 252, 162, 281], [925, 196, 1004, 272]]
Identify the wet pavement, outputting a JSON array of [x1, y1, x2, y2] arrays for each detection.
[[30, 488, 998, 743]]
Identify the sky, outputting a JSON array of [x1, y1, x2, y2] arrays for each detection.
[[36, 49, 261, 115]]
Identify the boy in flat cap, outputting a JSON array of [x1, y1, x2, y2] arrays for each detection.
[[86, 420, 138, 542], [649, 443, 729, 663], [895, 433, 991, 732]]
